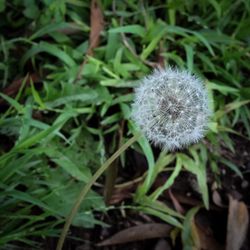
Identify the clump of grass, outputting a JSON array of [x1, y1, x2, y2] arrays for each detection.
[[0, 0, 250, 249]]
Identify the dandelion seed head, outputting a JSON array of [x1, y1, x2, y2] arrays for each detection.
[[131, 67, 211, 151]]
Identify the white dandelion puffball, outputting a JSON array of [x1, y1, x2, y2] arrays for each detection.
[[132, 68, 211, 151]]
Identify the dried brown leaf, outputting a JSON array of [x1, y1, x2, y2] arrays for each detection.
[[192, 219, 223, 250], [88, 0, 104, 55], [97, 223, 171, 247], [168, 189, 185, 214], [226, 196, 249, 250], [212, 190, 227, 208], [3, 73, 40, 96], [77, 0, 104, 80], [0, 73, 41, 105]]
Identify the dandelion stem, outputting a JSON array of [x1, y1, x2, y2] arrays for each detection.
[[56, 133, 141, 250]]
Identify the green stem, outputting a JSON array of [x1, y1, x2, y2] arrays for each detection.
[[56, 133, 141, 250]]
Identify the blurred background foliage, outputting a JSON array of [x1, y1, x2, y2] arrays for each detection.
[[0, 0, 249, 248]]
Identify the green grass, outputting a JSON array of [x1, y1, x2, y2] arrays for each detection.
[[0, 0, 250, 248]]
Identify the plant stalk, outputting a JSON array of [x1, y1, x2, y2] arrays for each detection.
[[56, 133, 140, 250]]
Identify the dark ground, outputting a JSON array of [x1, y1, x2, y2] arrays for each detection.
[[41, 134, 250, 250]]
